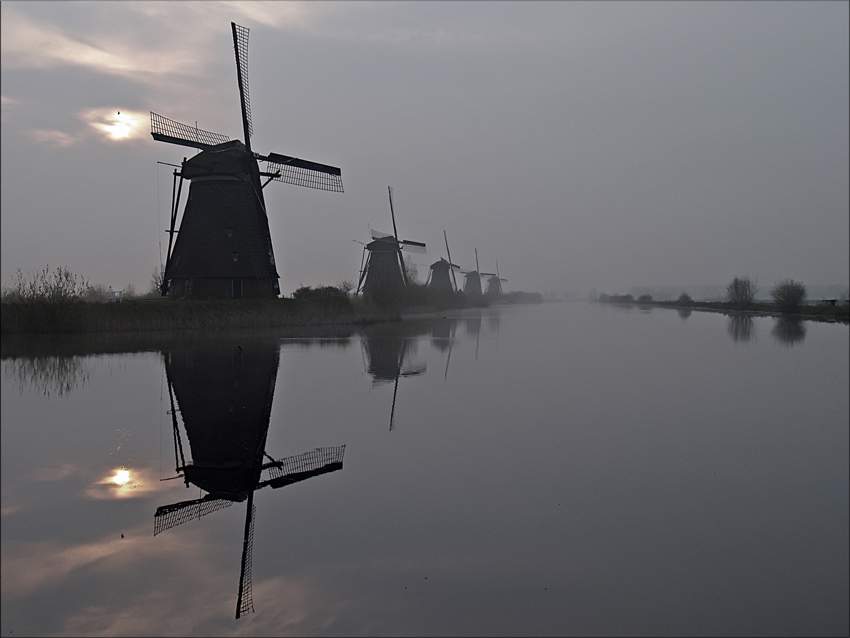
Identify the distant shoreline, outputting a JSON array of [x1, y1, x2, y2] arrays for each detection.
[[595, 298, 849, 324]]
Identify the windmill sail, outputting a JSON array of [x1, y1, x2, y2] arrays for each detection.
[[150, 112, 230, 150], [261, 446, 346, 487], [154, 496, 234, 536], [235, 495, 256, 619], [231, 22, 253, 151], [261, 154, 343, 192]]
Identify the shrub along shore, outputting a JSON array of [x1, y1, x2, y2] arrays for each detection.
[[597, 296, 849, 323]]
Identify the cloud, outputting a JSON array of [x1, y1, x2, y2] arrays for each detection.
[[1, 94, 20, 122], [28, 129, 79, 148], [0, 5, 200, 79]]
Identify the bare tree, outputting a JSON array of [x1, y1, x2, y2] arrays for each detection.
[[336, 278, 355, 295], [726, 276, 758, 310], [149, 265, 166, 296], [770, 279, 806, 313]]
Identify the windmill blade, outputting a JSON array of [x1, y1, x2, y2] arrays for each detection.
[[386, 186, 409, 286], [150, 112, 230, 150], [480, 272, 497, 278], [399, 364, 427, 376], [260, 153, 343, 192], [153, 496, 234, 536], [370, 228, 394, 240], [235, 493, 256, 619], [260, 446, 346, 488], [231, 22, 253, 154], [444, 230, 458, 291], [400, 240, 427, 254]]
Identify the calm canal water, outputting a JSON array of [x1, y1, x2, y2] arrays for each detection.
[[1, 302, 848, 637]]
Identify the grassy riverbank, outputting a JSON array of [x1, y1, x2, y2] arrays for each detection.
[[0, 295, 399, 335]]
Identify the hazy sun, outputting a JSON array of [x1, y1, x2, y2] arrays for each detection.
[[81, 108, 144, 141], [112, 469, 130, 485]]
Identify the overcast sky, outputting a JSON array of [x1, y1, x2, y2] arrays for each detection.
[[2, 1, 847, 298]]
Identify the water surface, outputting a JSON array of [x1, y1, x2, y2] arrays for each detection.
[[2, 302, 847, 636]]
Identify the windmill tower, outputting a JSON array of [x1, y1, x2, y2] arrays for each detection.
[[462, 248, 484, 296], [153, 337, 345, 619], [484, 260, 508, 298], [426, 231, 460, 292], [356, 187, 426, 300], [151, 22, 343, 299]]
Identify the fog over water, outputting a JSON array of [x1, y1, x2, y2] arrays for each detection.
[[1, 303, 848, 636], [1, 2, 848, 298]]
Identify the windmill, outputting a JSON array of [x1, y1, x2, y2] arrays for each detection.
[[484, 260, 508, 298], [461, 248, 487, 296], [151, 22, 343, 299], [426, 231, 461, 292], [153, 338, 345, 619], [356, 187, 426, 299]]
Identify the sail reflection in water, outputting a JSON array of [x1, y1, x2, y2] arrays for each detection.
[[153, 337, 345, 619]]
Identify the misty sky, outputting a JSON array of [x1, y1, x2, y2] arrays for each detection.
[[1, 1, 847, 298]]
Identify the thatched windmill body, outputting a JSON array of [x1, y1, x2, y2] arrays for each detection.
[[426, 231, 460, 292], [462, 248, 493, 296], [484, 260, 508, 298], [151, 22, 343, 299], [356, 187, 426, 300]]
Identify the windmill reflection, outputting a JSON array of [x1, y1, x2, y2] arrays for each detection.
[[359, 324, 427, 430], [431, 318, 458, 380], [154, 337, 345, 619]]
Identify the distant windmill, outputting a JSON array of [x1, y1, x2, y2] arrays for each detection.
[[151, 22, 343, 299], [426, 231, 461, 292], [153, 339, 345, 619], [484, 260, 508, 298], [462, 248, 487, 296], [356, 187, 426, 299]]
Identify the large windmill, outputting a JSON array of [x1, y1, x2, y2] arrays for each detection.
[[426, 231, 461, 292], [356, 187, 426, 299], [153, 338, 345, 619], [151, 22, 343, 299]]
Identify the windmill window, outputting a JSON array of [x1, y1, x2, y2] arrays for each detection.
[[226, 227, 234, 238], [232, 252, 239, 262]]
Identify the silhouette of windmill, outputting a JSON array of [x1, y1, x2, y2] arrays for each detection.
[[484, 260, 508, 298], [426, 231, 461, 292], [151, 22, 343, 299], [462, 248, 493, 297], [356, 187, 426, 299], [153, 338, 345, 619]]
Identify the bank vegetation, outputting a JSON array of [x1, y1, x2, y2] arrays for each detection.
[[595, 276, 848, 323]]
